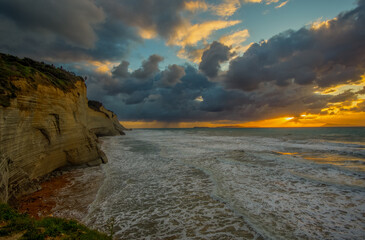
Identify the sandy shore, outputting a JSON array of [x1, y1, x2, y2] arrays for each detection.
[[16, 165, 104, 222]]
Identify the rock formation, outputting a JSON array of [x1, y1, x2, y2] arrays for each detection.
[[0, 53, 126, 203]]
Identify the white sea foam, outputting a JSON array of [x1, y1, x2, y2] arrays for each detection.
[[85, 129, 365, 239]]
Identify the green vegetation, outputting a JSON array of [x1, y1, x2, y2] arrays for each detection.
[[0, 53, 84, 107], [0, 204, 111, 240]]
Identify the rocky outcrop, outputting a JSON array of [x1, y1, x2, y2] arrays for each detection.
[[87, 100, 126, 137], [0, 54, 125, 203]]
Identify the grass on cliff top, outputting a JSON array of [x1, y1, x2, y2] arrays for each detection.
[[0, 53, 84, 107], [0, 204, 111, 240]]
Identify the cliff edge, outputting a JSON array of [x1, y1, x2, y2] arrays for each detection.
[[0, 53, 126, 203]]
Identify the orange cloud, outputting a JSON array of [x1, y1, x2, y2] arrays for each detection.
[[275, 0, 289, 8], [138, 28, 157, 39], [185, 1, 208, 12], [177, 45, 209, 63], [169, 20, 241, 47], [219, 29, 253, 55], [211, 0, 241, 17], [85, 60, 117, 74], [177, 29, 252, 62], [220, 29, 250, 46], [311, 17, 336, 30]]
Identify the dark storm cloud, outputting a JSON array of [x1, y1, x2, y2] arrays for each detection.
[[224, 0, 365, 91], [199, 41, 233, 78], [86, 55, 348, 123], [132, 55, 164, 79], [112, 61, 130, 79], [99, 0, 187, 39], [1, 0, 363, 123], [0, 0, 190, 62], [199, 87, 249, 112], [159, 65, 185, 87], [86, 60, 217, 121], [0, 0, 140, 62], [89, 55, 165, 97], [0, 0, 105, 48]]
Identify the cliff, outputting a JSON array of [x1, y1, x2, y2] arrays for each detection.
[[0, 53, 125, 203]]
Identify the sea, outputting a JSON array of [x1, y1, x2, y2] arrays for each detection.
[[84, 128, 365, 240]]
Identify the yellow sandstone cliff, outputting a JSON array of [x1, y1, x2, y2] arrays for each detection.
[[0, 54, 125, 203]]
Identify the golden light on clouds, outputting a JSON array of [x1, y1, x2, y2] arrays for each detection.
[[219, 29, 253, 55], [177, 28, 253, 63], [169, 20, 241, 47], [177, 46, 208, 63], [318, 77, 365, 96], [265, 0, 279, 4], [200, 0, 288, 17], [219, 29, 250, 47], [87, 60, 116, 74], [275, 0, 289, 8], [185, 1, 208, 12], [311, 17, 336, 30], [138, 28, 157, 39], [211, 0, 241, 17], [195, 96, 204, 102]]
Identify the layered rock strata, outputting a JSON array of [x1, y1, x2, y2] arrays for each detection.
[[0, 54, 125, 203]]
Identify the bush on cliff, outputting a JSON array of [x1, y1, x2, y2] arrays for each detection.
[[0, 53, 85, 107], [0, 204, 111, 240]]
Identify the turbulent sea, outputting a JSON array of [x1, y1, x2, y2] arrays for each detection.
[[84, 128, 365, 240]]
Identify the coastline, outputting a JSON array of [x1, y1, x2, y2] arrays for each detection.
[[15, 165, 104, 223]]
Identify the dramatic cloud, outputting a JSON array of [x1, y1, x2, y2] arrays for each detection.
[[100, 0, 188, 40], [184, 1, 208, 12], [177, 45, 209, 63], [160, 65, 186, 87], [0, 0, 292, 63], [0, 0, 200, 62], [210, 0, 290, 16], [100, 55, 164, 95], [132, 55, 164, 79], [219, 29, 251, 55], [85, 53, 358, 123], [224, 0, 365, 91], [219, 29, 250, 47], [0, 0, 140, 62], [0, 0, 105, 48], [169, 20, 241, 47], [178, 29, 251, 63], [0, 0, 363, 125], [199, 41, 233, 78], [211, 0, 241, 17], [82, 1, 365, 123], [112, 61, 130, 79]]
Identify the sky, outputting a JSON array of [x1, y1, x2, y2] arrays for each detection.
[[0, 0, 364, 128]]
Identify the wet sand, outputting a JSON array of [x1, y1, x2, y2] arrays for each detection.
[[17, 165, 104, 222]]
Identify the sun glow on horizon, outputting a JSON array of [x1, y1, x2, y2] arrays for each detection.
[[120, 111, 365, 129]]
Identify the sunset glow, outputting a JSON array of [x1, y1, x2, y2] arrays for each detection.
[[1, 0, 363, 129], [1, 1, 365, 238]]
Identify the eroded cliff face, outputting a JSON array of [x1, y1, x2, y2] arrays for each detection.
[[88, 100, 126, 137], [0, 77, 125, 203]]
